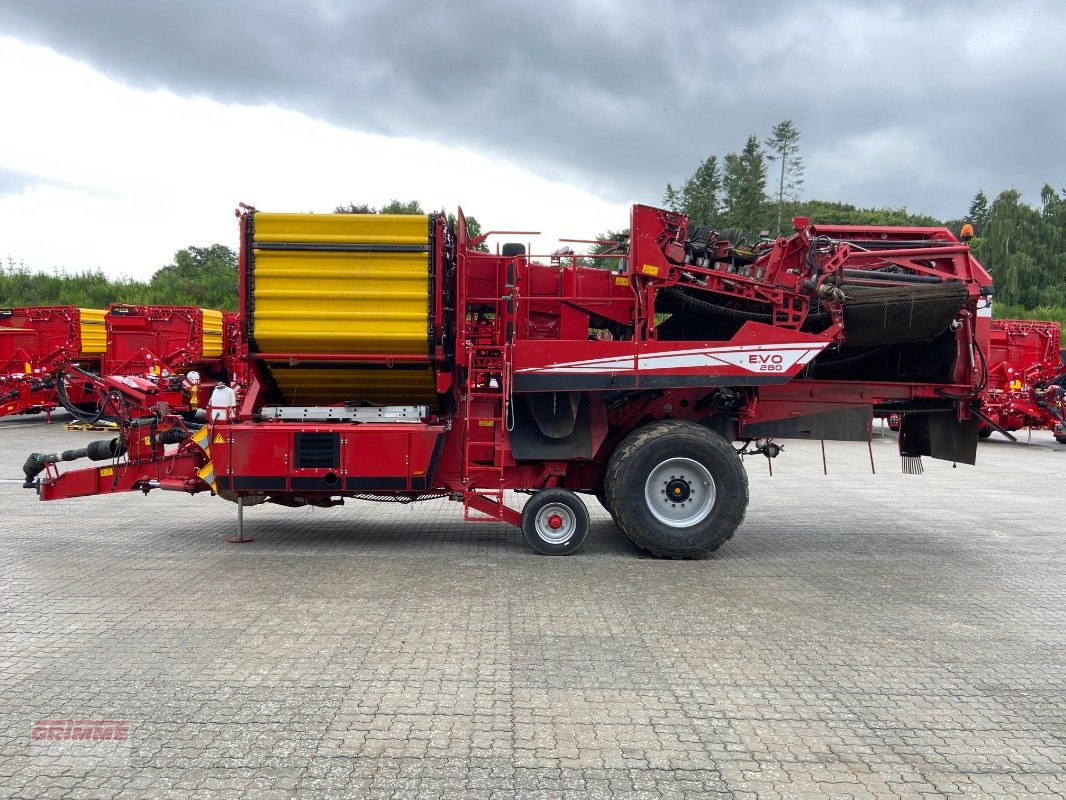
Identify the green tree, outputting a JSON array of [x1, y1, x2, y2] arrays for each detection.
[[965, 190, 990, 235], [721, 135, 769, 236], [0, 245, 239, 310], [764, 120, 805, 234], [681, 155, 721, 227], [333, 202, 376, 214], [379, 199, 425, 215], [148, 244, 239, 309], [662, 182, 681, 212], [982, 189, 1044, 307]]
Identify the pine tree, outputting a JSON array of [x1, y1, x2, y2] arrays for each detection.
[[764, 120, 804, 234], [966, 190, 990, 235], [662, 183, 681, 212], [681, 156, 721, 227], [721, 135, 769, 236]]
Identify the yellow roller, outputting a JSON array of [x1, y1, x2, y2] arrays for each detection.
[[77, 309, 106, 359], [201, 309, 224, 359], [251, 213, 434, 404], [264, 366, 436, 406]]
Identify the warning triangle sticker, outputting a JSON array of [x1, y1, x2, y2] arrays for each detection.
[[213, 433, 225, 444]]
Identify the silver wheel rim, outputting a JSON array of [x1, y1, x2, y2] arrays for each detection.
[[645, 457, 716, 528], [534, 503, 577, 545]]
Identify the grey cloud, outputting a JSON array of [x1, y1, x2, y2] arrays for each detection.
[[0, 167, 40, 197], [0, 166, 120, 201], [3, 0, 1064, 218]]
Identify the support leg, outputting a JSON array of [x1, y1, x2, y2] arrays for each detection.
[[227, 496, 254, 544]]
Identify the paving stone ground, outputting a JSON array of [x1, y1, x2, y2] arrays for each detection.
[[0, 413, 1063, 799]]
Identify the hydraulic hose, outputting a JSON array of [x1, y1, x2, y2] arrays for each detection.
[[660, 285, 831, 328], [55, 366, 122, 426]]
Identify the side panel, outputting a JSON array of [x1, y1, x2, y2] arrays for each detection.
[[511, 322, 829, 392], [211, 423, 448, 494]]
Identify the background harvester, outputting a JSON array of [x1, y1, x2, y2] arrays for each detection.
[[0, 306, 105, 419], [887, 318, 1066, 443], [975, 319, 1065, 442], [26, 203, 995, 558], [58, 304, 234, 426]]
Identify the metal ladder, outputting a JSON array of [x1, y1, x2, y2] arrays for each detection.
[[462, 343, 509, 521]]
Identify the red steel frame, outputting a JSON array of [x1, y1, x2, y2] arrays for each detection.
[[0, 306, 100, 420], [32, 204, 995, 529]]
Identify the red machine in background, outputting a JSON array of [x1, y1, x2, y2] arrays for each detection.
[[978, 319, 1065, 442], [58, 305, 233, 425], [887, 318, 1065, 443], [0, 306, 105, 420], [25, 204, 996, 558]]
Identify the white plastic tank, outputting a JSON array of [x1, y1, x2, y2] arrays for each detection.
[[208, 382, 237, 421]]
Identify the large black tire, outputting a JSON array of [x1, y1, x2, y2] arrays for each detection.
[[521, 488, 589, 556], [977, 427, 993, 439], [605, 421, 748, 558]]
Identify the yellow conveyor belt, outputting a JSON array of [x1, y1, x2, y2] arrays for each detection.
[[250, 213, 434, 405]]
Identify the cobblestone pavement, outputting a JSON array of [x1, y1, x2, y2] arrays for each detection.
[[0, 413, 1063, 799]]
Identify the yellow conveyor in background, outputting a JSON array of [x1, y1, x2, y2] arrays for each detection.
[[77, 308, 106, 359]]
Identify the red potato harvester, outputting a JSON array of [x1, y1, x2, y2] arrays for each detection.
[[57, 305, 235, 427], [0, 306, 104, 420], [24, 204, 995, 558]]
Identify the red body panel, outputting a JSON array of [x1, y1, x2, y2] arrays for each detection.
[[0, 306, 101, 418]]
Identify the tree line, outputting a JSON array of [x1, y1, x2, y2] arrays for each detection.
[[0, 200, 478, 311], [2, 165, 1063, 324], [0, 245, 239, 311]]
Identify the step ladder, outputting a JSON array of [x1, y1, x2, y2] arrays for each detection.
[[462, 343, 509, 521]]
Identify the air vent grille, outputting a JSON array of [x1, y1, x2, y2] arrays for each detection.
[[294, 432, 340, 469]]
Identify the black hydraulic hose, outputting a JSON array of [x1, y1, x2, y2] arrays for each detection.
[[55, 366, 118, 426], [835, 238, 956, 250], [841, 269, 947, 285], [661, 286, 831, 327], [934, 323, 989, 401]]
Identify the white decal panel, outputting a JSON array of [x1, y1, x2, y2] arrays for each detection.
[[516, 343, 828, 376]]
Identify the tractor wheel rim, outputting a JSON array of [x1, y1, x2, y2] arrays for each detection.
[[645, 457, 716, 528], [535, 503, 576, 544]]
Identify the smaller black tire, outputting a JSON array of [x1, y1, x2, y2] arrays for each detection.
[[977, 427, 993, 439], [1056, 434, 1066, 445], [521, 488, 589, 556]]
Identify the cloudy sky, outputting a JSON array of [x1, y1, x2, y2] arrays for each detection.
[[1, 1, 1063, 278]]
